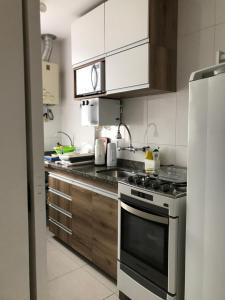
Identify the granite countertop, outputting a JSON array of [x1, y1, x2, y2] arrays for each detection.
[[44, 159, 187, 186], [44, 161, 128, 185]]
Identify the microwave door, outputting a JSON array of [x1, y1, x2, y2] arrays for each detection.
[[76, 65, 94, 96]]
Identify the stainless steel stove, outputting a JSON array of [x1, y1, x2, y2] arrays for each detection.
[[117, 167, 186, 300], [121, 173, 187, 198]]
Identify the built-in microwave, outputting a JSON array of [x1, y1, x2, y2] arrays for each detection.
[[74, 61, 105, 97]]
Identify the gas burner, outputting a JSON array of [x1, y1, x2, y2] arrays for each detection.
[[125, 173, 187, 196]]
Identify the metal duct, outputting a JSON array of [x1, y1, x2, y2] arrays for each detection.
[[41, 34, 56, 62], [40, 2, 47, 13]]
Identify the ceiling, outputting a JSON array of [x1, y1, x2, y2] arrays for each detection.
[[40, 0, 103, 39]]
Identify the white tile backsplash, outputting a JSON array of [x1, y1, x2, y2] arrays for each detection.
[[175, 146, 188, 167], [176, 88, 189, 146], [216, 0, 225, 25], [214, 23, 225, 61], [44, 106, 62, 151], [146, 93, 177, 146], [179, 28, 215, 89], [178, 0, 216, 36], [122, 97, 148, 144]]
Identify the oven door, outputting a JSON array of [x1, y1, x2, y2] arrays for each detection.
[[119, 196, 178, 296]]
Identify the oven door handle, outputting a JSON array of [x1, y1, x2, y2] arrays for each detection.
[[121, 202, 168, 225]]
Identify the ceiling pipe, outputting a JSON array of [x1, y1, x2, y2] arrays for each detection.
[[41, 34, 56, 62], [40, 2, 47, 13]]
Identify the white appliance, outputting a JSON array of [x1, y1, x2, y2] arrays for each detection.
[[186, 63, 225, 300], [0, 1, 47, 299], [42, 61, 59, 105], [117, 170, 186, 300], [75, 61, 105, 97], [95, 139, 106, 165], [81, 98, 120, 126], [107, 143, 117, 167]]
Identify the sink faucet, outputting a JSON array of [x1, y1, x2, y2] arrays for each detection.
[[116, 122, 135, 153], [57, 131, 74, 147]]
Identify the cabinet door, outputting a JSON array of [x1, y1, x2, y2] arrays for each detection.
[[71, 4, 105, 66], [92, 193, 118, 279], [106, 43, 149, 93], [71, 185, 93, 261], [105, 0, 149, 53]]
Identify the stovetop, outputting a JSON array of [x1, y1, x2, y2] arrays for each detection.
[[119, 166, 187, 197]]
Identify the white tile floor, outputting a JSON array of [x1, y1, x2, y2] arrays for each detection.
[[47, 229, 119, 300]]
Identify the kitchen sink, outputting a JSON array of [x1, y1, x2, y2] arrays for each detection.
[[97, 168, 134, 179]]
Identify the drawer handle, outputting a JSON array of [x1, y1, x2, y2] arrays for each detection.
[[49, 218, 72, 235], [49, 188, 72, 201], [48, 203, 72, 218]]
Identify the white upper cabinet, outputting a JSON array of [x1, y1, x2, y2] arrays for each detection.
[[106, 43, 149, 93], [105, 0, 149, 53], [71, 4, 105, 66]]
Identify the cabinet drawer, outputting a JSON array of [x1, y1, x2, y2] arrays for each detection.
[[49, 218, 72, 246], [48, 190, 72, 213], [106, 43, 149, 92], [48, 176, 71, 196], [48, 204, 72, 230]]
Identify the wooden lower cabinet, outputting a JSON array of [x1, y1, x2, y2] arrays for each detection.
[[49, 219, 72, 246], [47, 174, 118, 279], [71, 185, 118, 279], [48, 176, 71, 196], [48, 190, 72, 212], [92, 193, 118, 278], [71, 185, 93, 261], [49, 205, 72, 230]]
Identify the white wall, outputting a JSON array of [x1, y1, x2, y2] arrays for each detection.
[[60, 35, 95, 151], [43, 39, 62, 151], [44, 0, 225, 163], [110, 0, 225, 167], [43, 35, 95, 152]]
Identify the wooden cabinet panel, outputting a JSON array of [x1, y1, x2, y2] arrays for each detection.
[[48, 205, 72, 230], [92, 193, 118, 279], [49, 173, 118, 279], [71, 185, 93, 260], [48, 176, 71, 196], [105, 0, 149, 52], [71, 3, 105, 66], [49, 219, 72, 246], [106, 43, 149, 92], [48, 191, 72, 213]]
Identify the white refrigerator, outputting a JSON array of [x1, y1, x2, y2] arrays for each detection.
[[0, 0, 47, 299], [186, 63, 225, 300]]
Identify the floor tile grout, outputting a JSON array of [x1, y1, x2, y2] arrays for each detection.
[[102, 292, 115, 300], [80, 265, 117, 294], [48, 265, 84, 283], [47, 230, 119, 299]]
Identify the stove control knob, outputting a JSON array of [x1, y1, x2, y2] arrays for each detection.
[[134, 176, 142, 185], [143, 179, 151, 188], [151, 181, 160, 190], [161, 184, 170, 193], [128, 176, 134, 183]]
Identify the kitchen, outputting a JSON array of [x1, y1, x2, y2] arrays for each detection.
[[1, 0, 225, 300]]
